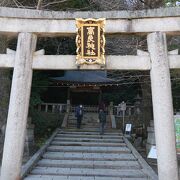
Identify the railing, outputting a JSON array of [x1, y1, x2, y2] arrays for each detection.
[[37, 103, 138, 116], [37, 103, 67, 113], [37, 104, 100, 113], [71, 105, 99, 113]]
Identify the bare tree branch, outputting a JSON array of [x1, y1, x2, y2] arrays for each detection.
[[42, 0, 68, 8]]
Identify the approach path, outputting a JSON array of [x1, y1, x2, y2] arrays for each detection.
[[23, 113, 157, 180]]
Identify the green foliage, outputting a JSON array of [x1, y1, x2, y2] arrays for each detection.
[[171, 70, 180, 110], [165, 0, 179, 6], [102, 86, 139, 105], [165, 0, 177, 2], [31, 110, 64, 147], [168, 44, 180, 51], [29, 71, 49, 114]]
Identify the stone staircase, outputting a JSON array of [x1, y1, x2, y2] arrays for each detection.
[[67, 112, 112, 129], [23, 113, 157, 180]]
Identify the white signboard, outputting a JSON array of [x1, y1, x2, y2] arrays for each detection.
[[125, 124, 132, 132], [148, 146, 157, 159]]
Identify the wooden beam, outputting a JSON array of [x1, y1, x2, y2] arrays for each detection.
[[0, 54, 179, 70], [0, 17, 179, 36]]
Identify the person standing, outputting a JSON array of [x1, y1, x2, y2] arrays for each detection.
[[98, 101, 106, 135], [99, 109, 106, 135], [98, 101, 105, 112], [75, 104, 83, 129], [120, 101, 126, 130]]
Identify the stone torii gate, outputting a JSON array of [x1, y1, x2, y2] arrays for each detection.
[[0, 6, 180, 180]]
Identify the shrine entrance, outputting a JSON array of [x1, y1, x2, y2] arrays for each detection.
[[70, 87, 100, 105], [0, 6, 179, 180]]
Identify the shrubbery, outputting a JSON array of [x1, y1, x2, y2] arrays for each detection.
[[31, 110, 64, 147]]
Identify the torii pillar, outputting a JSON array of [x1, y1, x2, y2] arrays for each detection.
[[147, 32, 179, 180], [0, 33, 37, 180]]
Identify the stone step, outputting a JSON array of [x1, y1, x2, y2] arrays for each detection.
[[55, 133, 122, 139], [67, 122, 100, 125], [68, 118, 99, 121], [53, 137, 124, 143], [60, 129, 122, 134], [47, 146, 131, 153], [67, 127, 112, 130], [30, 167, 147, 178], [69, 113, 98, 116], [62, 128, 102, 132], [68, 122, 88, 125], [94, 178, 148, 180], [51, 141, 127, 147], [67, 125, 101, 129], [23, 127, 156, 180], [68, 119, 99, 122], [68, 119, 110, 123], [24, 175, 148, 180], [67, 122, 106, 125], [68, 124, 111, 131], [67, 124, 111, 127], [37, 159, 141, 169], [68, 118, 98, 122], [43, 152, 137, 161]]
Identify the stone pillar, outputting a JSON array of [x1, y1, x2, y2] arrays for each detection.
[[0, 33, 37, 180], [45, 104, 48, 112], [147, 32, 179, 180], [23, 117, 35, 163], [52, 105, 55, 113], [109, 101, 113, 115], [67, 99, 71, 113]]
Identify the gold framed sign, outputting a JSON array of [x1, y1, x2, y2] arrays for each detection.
[[76, 18, 106, 65]]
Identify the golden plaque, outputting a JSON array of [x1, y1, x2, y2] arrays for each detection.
[[76, 18, 106, 65]]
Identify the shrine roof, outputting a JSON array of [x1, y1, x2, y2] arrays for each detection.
[[51, 71, 115, 84]]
